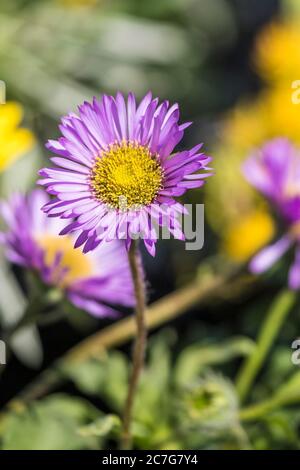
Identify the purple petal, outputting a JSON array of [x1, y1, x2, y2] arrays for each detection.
[[288, 248, 300, 290], [250, 236, 292, 274]]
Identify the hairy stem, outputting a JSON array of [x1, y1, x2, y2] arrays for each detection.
[[121, 241, 147, 450]]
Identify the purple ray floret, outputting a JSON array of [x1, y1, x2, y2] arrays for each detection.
[[243, 138, 300, 289], [38, 92, 212, 256], [0, 190, 135, 317]]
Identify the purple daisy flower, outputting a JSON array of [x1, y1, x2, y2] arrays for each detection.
[[243, 138, 300, 289], [38, 92, 212, 256], [0, 189, 135, 317]]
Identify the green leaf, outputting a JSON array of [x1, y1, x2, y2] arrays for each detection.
[[264, 346, 295, 390], [1, 394, 100, 450], [79, 414, 121, 438], [62, 352, 129, 412], [174, 336, 255, 387], [134, 330, 174, 424], [102, 352, 129, 411], [275, 371, 300, 404], [241, 372, 300, 422], [61, 358, 107, 396]]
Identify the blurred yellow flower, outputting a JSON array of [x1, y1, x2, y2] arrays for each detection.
[[205, 147, 257, 233], [222, 87, 300, 153], [209, 83, 300, 225], [262, 87, 300, 143], [221, 99, 266, 153], [223, 209, 275, 262], [0, 102, 35, 173], [205, 17, 300, 261], [206, 87, 300, 260], [207, 16, 300, 263], [254, 21, 300, 85], [222, 15, 300, 154]]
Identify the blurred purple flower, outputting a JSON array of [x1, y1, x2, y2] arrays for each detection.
[[243, 138, 300, 289], [0, 190, 135, 317], [38, 92, 212, 256]]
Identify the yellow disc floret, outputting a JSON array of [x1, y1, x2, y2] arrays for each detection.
[[38, 235, 93, 287], [91, 141, 163, 210]]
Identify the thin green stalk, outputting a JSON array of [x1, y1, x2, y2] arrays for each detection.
[[236, 289, 297, 403], [240, 398, 279, 422]]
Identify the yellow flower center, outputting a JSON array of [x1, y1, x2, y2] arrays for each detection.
[[37, 235, 93, 287], [91, 141, 163, 210]]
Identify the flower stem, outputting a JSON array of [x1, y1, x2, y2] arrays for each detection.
[[236, 289, 296, 403], [121, 240, 147, 450]]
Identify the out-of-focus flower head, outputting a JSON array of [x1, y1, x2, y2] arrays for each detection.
[[38, 92, 212, 256], [177, 374, 238, 434], [243, 138, 300, 289], [223, 88, 300, 153], [206, 14, 300, 262], [254, 20, 300, 85], [0, 190, 135, 317], [205, 141, 276, 263], [0, 102, 35, 173]]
